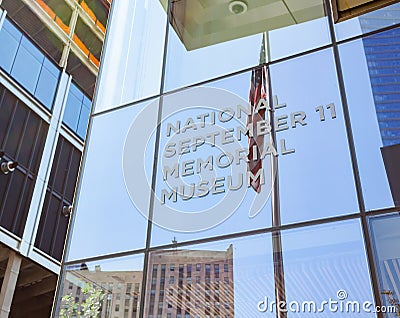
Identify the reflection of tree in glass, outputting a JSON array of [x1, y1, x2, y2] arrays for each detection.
[[381, 290, 400, 317], [59, 283, 105, 318]]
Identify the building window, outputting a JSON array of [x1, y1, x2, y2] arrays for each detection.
[[115, 304, 120, 312], [224, 264, 229, 272], [196, 276, 200, 284], [169, 276, 174, 284], [63, 82, 91, 139], [0, 19, 59, 110], [170, 263, 175, 271], [196, 263, 201, 271]]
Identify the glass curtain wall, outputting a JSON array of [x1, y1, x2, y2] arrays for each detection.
[[56, 1, 400, 317]]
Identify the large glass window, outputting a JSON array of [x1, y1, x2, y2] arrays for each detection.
[[151, 48, 358, 246], [151, 71, 273, 246], [334, 2, 400, 42], [145, 234, 274, 318], [163, 0, 328, 92], [59, 254, 144, 318], [339, 27, 400, 210], [270, 48, 359, 225], [93, 0, 167, 114], [63, 82, 92, 140], [369, 214, 400, 316], [0, 19, 60, 110], [67, 98, 159, 261], [281, 219, 375, 317]]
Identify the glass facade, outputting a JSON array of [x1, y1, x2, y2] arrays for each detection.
[[58, 1, 400, 317], [0, 19, 60, 110]]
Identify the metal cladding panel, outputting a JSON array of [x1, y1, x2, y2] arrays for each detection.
[[35, 136, 81, 261], [0, 84, 48, 237]]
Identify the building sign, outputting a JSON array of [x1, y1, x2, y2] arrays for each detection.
[[123, 85, 336, 232]]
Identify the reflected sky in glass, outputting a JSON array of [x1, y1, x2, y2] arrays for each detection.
[[94, 0, 166, 114], [270, 48, 359, 224], [338, 39, 393, 210], [67, 99, 159, 261]]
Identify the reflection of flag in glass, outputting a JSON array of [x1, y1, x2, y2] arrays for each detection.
[[247, 66, 267, 193]]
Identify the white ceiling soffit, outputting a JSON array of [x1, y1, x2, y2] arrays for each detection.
[[162, 0, 325, 50]]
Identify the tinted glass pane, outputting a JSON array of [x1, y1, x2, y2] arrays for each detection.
[[59, 254, 144, 317], [1, 19, 22, 41], [68, 99, 159, 261], [151, 48, 357, 246], [0, 21, 20, 72], [270, 48, 359, 224], [63, 86, 82, 132], [267, 17, 331, 61], [369, 214, 400, 314], [10, 41, 42, 93], [281, 219, 375, 317], [334, 2, 400, 42], [146, 234, 273, 317], [94, 0, 167, 113], [35, 64, 58, 110], [77, 104, 90, 139], [163, 0, 327, 92], [338, 30, 399, 210], [151, 72, 273, 246]]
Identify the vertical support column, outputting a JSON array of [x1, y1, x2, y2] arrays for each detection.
[[60, 5, 79, 69], [20, 71, 71, 258], [0, 8, 6, 31], [0, 251, 22, 318]]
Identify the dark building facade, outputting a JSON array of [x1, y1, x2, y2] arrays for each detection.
[[0, 0, 109, 316]]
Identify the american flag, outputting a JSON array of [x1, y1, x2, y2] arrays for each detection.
[[247, 66, 268, 193]]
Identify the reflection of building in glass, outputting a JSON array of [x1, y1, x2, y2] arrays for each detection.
[[63, 266, 142, 318], [62, 246, 234, 318], [361, 8, 400, 205], [0, 0, 108, 315], [360, 8, 400, 147], [145, 246, 234, 318], [369, 214, 400, 316]]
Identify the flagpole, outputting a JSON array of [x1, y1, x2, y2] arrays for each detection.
[[263, 32, 287, 318]]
